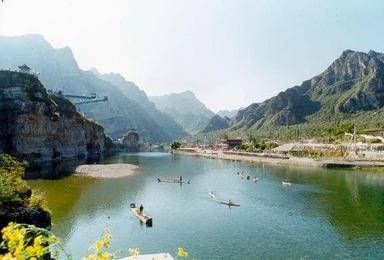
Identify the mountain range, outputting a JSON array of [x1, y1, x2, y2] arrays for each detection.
[[217, 109, 239, 119], [204, 50, 384, 138], [0, 34, 188, 142], [2, 35, 383, 141], [149, 91, 215, 134]]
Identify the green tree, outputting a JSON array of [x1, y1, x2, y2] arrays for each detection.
[[171, 141, 181, 150], [0, 153, 48, 215], [0, 154, 29, 212]]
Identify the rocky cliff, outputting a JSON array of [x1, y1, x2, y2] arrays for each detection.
[[0, 70, 111, 162], [229, 50, 384, 132], [0, 34, 187, 142]]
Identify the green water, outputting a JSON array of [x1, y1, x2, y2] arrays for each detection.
[[28, 153, 384, 259]]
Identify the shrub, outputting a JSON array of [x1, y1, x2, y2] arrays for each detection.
[[29, 191, 50, 213], [0, 154, 30, 213], [171, 141, 181, 150]]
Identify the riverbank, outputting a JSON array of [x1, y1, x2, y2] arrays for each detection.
[[176, 148, 384, 170], [74, 163, 139, 178]]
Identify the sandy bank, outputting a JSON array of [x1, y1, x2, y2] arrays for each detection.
[[74, 164, 139, 178], [176, 149, 384, 170]]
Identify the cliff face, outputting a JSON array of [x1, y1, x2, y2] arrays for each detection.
[[0, 71, 111, 162], [229, 50, 384, 132], [0, 34, 187, 142]]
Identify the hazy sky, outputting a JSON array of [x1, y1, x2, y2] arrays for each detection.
[[0, 0, 384, 112]]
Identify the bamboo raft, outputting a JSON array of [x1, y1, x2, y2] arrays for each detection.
[[130, 204, 152, 226], [220, 200, 240, 207], [157, 178, 190, 184]]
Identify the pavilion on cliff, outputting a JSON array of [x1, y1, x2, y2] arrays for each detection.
[[17, 64, 32, 73]]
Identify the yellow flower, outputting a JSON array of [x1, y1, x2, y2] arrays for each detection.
[[0, 222, 57, 259], [82, 229, 113, 260], [26, 245, 35, 256], [129, 247, 140, 257], [178, 247, 189, 257], [95, 241, 103, 253], [101, 252, 113, 259], [0, 253, 15, 260], [101, 230, 112, 248]]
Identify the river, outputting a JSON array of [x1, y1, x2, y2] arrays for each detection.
[[28, 152, 384, 259]]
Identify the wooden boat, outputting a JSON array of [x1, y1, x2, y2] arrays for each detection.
[[281, 181, 292, 186], [157, 178, 190, 184], [130, 204, 152, 226], [220, 200, 240, 207]]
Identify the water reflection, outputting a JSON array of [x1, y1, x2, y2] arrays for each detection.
[[261, 164, 384, 239], [25, 156, 104, 179], [28, 153, 384, 259]]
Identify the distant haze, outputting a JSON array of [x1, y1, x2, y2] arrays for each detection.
[[0, 0, 383, 112]]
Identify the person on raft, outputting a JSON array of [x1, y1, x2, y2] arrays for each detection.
[[139, 204, 143, 213], [180, 176, 182, 182]]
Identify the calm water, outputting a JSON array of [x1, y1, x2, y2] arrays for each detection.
[[28, 153, 384, 259]]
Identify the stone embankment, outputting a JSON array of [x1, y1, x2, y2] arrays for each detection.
[[176, 148, 384, 170], [0, 71, 113, 162]]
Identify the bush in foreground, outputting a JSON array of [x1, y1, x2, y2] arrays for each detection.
[[0, 222, 191, 259]]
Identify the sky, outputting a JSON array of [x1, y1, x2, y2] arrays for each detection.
[[0, 0, 384, 112]]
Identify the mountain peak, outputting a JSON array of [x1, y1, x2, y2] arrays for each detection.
[[104, 72, 126, 82], [89, 67, 101, 76], [149, 91, 214, 134], [368, 49, 380, 57], [179, 90, 195, 97], [0, 34, 52, 48], [225, 49, 384, 133], [341, 49, 355, 56], [201, 114, 230, 133]]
